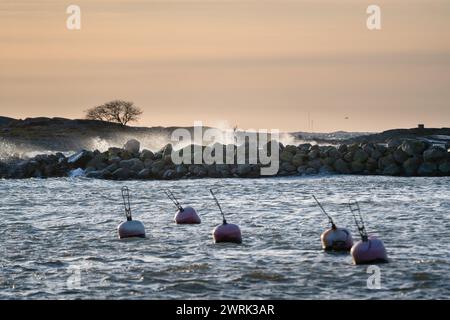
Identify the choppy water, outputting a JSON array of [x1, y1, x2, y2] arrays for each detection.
[[0, 176, 449, 299]]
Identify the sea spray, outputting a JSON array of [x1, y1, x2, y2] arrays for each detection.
[[69, 168, 85, 178], [86, 132, 175, 153], [0, 138, 55, 160]]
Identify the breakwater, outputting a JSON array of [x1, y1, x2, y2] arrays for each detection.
[[1, 139, 449, 179]]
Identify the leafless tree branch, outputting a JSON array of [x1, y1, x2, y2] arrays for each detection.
[[85, 100, 143, 126]]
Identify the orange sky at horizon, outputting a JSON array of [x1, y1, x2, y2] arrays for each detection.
[[1, 0, 449, 132]]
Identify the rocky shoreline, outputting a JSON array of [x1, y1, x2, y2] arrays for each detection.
[[1, 138, 450, 180]]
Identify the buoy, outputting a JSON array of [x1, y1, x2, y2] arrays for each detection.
[[118, 220, 146, 239], [312, 195, 353, 251], [210, 189, 242, 244], [164, 189, 201, 224], [117, 187, 146, 239], [351, 236, 388, 265], [320, 226, 353, 251], [175, 206, 201, 224], [349, 200, 388, 264]]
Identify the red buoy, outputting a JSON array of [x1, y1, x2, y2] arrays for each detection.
[[165, 189, 201, 224], [349, 199, 388, 265], [351, 236, 388, 265], [174, 206, 201, 224], [210, 189, 242, 244], [213, 223, 242, 244]]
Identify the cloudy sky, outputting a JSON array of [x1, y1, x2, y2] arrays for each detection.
[[1, 0, 449, 132]]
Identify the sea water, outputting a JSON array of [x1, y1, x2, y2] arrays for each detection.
[[0, 175, 449, 299]]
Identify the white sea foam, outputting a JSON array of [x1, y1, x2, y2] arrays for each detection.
[[69, 168, 85, 177]]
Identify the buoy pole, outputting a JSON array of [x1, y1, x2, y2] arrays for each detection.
[[210, 189, 227, 224], [312, 195, 336, 229], [122, 186, 132, 221], [164, 189, 184, 212], [349, 199, 368, 241]]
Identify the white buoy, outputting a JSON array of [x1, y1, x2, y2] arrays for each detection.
[[118, 220, 146, 239], [320, 226, 353, 251], [313, 195, 353, 251], [349, 200, 388, 264], [117, 187, 146, 239]]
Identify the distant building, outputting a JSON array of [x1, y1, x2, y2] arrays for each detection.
[[418, 124, 425, 129]]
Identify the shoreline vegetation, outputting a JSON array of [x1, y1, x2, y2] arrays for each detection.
[[0, 117, 449, 179]]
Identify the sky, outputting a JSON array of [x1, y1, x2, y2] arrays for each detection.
[[0, 0, 449, 132]]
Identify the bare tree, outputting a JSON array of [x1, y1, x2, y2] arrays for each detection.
[[85, 100, 143, 126]]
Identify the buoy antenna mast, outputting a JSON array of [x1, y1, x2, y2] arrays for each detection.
[[349, 199, 368, 241], [121, 186, 132, 221], [164, 189, 184, 212], [312, 195, 336, 229], [210, 188, 227, 224]]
